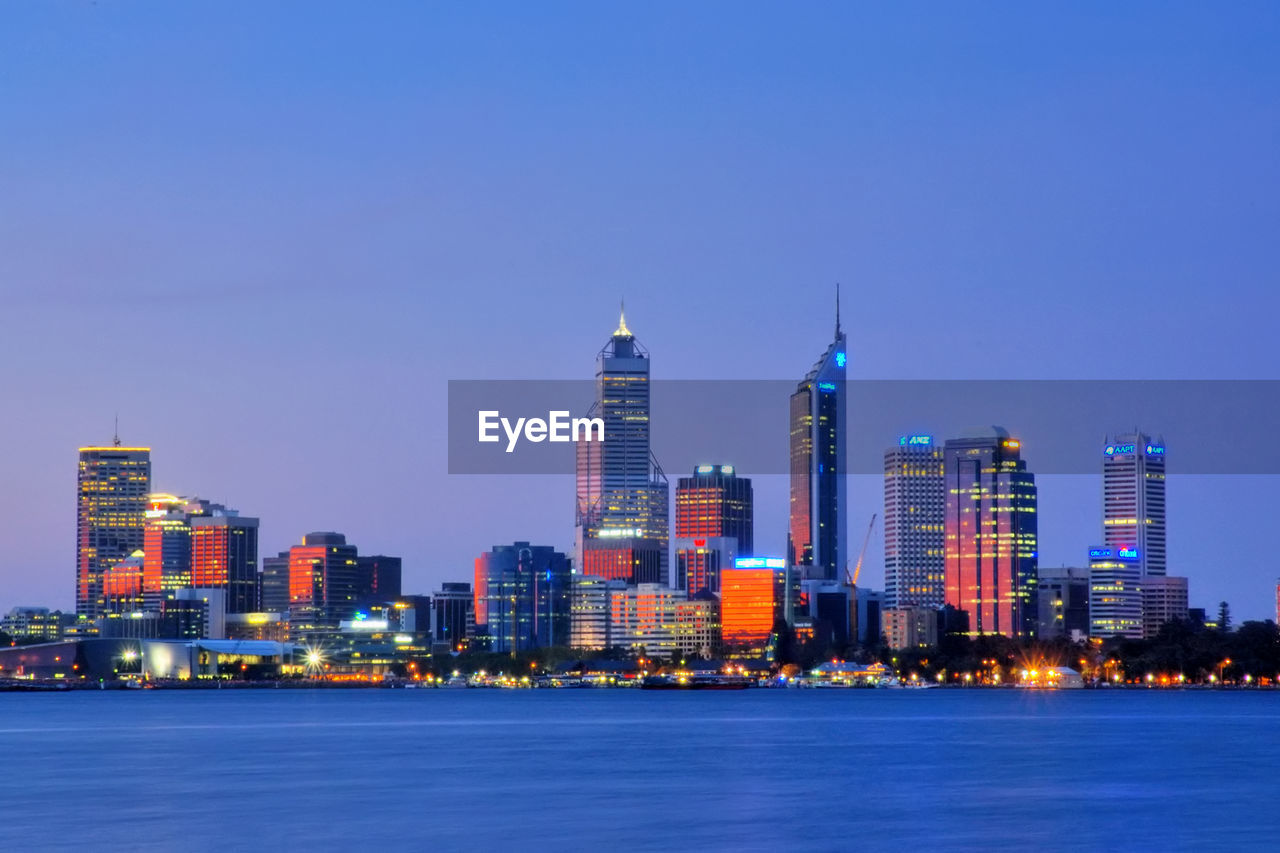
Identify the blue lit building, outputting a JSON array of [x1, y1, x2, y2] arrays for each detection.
[[788, 292, 848, 581], [473, 542, 571, 653]]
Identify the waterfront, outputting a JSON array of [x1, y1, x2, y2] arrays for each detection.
[[2, 690, 1278, 851]]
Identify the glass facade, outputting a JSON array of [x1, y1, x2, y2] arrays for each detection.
[[473, 542, 570, 653], [883, 438, 945, 609], [76, 446, 151, 619]]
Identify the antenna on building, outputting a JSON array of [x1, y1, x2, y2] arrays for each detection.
[[615, 298, 632, 337], [113, 414, 121, 447], [835, 282, 842, 338]]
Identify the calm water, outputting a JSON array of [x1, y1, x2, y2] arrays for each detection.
[[1, 689, 1277, 852]]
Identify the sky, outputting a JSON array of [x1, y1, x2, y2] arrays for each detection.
[[1, 2, 1278, 619]]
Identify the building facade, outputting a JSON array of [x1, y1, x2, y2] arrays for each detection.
[[673, 465, 753, 595], [943, 429, 1038, 637], [473, 542, 571, 653], [1142, 575, 1189, 638], [720, 559, 787, 652], [608, 584, 717, 658], [882, 606, 938, 650], [1088, 547, 1144, 639], [1103, 434, 1167, 577], [1036, 566, 1090, 640], [77, 443, 152, 619], [432, 582, 473, 651], [883, 435, 945, 609], [787, 299, 847, 581], [575, 310, 670, 583]]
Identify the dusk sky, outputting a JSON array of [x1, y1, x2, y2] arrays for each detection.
[[2, 4, 1277, 618]]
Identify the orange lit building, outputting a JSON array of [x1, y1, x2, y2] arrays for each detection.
[[720, 560, 786, 651], [191, 513, 259, 613], [287, 533, 360, 628], [673, 465, 753, 595], [580, 537, 664, 584]]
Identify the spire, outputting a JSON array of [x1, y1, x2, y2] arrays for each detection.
[[615, 299, 632, 337], [835, 282, 842, 338], [113, 413, 121, 447]]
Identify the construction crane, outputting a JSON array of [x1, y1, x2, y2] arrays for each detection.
[[845, 513, 877, 645]]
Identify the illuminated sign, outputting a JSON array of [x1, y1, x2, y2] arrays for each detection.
[[598, 528, 642, 538], [835, 352, 847, 368], [394, 634, 413, 645], [734, 557, 786, 569], [696, 465, 714, 474], [817, 382, 837, 392], [1104, 444, 1136, 456], [899, 435, 933, 446], [720, 465, 734, 475], [1145, 444, 1165, 455], [1088, 548, 1112, 559], [1003, 440, 1021, 449], [1117, 547, 1139, 560]]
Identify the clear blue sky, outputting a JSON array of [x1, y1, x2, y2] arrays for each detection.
[[1, 3, 1277, 618]]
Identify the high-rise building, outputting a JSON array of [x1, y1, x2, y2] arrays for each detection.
[[286, 532, 361, 628], [575, 309, 670, 583], [580, 536, 665, 584], [260, 552, 290, 614], [882, 607, 938, 650], [788, 295, 848, 581], [1142, 575, 1189, 638], [76, 442, 151, 618], [191, 509, 259, 615], [355, 555, 402, 604], [883, 435, 945, 609], [1103, 434, 1167, 577], [1088, 546, 1143, 639], [569, 574, 625, 650], [142, 494, 194, 610], [432, 582, 473, 651], [943, 428, 1039, 637], [673, 464, 753, 594], [721, 558, 787, 652], [473, 542, 571, 653], [1036, 566, 1090, 640]]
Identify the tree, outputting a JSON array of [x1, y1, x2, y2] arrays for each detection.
[[1217, 601, 1232, 632]]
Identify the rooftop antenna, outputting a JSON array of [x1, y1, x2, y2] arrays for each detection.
[[615, 298, 631, 337], [835, 282, 842, 338], [113, 414, 121, 447]]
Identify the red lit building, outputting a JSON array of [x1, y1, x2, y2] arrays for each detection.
[[673, 465, 753, 594], [720, 562, 786, 651], [581, 537, 664, 584]]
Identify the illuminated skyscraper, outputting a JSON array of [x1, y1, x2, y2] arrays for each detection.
[[473, 542, 570, 653], [720, 558, 788, 652], [77, 442, 151, 619], [788, 294, 847, 580], [286, 532, 360, 629], [1102, 433, 1167, 577], [943, 428, 1038, 637], [142, 494, 194, 610], [673, 464, 753, 594], [1088, 546, 1143, 639], [575, 308, 669, 581], [191, 509, 259, 614], [883, 435, 945, 609]]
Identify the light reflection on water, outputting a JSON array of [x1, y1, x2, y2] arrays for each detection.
[[1, 689, 1276, 852]]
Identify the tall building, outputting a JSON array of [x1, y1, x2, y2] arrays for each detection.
[[473, 542, 571, 653], [580, 536, 665, 584], [720, 558, 787, 652], [191, 508, 259, 614], [1103, 434, 1167, 577], [1036, 566, 1090, 640], [883, 435, 945, 609], [575, 309, 670, 583], [788, 294, 848, 581], [1142, 575, 1189, 638], [76, 442, 151, 618], [943, 428, 1038, 637], [431, 583, 473, 651], [1088, 546, 1143, 639], [142, 494, 194, 610], [286, 532, 361, 628], [673, 464, 753, 595]]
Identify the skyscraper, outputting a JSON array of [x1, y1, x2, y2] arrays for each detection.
[[1088, 546, 1143, 639], [883, 435, 945, 609], [473, 542, 571, 653], [286, 532, 360, 629], [721, 558, 787, 652], [943, 428, 1038, 637], [575, 308, 670, 582], [673, 464, 753, 595], [191, 507, 259, 614], [77, 442, 152, 619], [1103, 434, 1167, 577], [788, 293, 847, 580]]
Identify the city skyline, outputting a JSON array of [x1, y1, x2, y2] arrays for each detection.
[[3, 3, 1278, 620]]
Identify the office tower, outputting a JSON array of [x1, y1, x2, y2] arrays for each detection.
[[432, 582, 473, 651], [1103, 434, 1167, 577], [855, 589, 885, 645], [943, 428, 1039, 637], [569, 574, 625, 650], [76, 442, 151, 618], [720, 558, 787, 651], [788, 294, 848, 580], [1036, 566, 1091, 640], [575, 309, 670, 583], [1142, 575, 1188, 638], [260, 552, 291, 614], [142, 494, 194, 610], [882, 607, 938, 650], [473, 542, 571, 653], [191, 508, 259, 614], [287, 532, 361, 628], [801, 579, 852, 648], [607, 584, 718, 658], [1088, 546, 1143, 639], [673, 464, 753, 594], [102, 550, 146, 614], [884, 435, 945, 609], [356, 555, 402, 603], [580, 536, 665, 584]]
